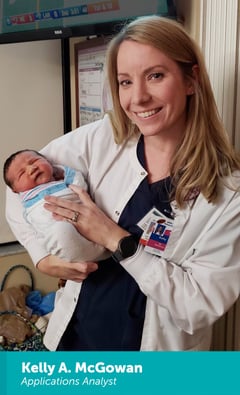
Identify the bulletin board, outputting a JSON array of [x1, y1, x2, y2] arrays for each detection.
[[74, 36, 111, 127]]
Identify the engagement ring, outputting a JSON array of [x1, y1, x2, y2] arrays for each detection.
[[71, 211, 79, 222]]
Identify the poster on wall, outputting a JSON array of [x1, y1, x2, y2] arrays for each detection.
[[74, 37, 111, 126]]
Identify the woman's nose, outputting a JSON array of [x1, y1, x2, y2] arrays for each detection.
[[131, 82, 151, 104]]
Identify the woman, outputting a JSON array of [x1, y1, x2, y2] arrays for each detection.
[[6, 16, 240, 351]]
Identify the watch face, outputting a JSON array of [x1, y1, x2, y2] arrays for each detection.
[[120, 235, 138, 259], [112, 235, 138, 262]]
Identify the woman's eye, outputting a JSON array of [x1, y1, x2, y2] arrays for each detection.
[[149, 72, 164, 80], [119, 79, 131, 86]]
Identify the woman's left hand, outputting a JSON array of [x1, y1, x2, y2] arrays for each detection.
[[44, 185, 129, 252]]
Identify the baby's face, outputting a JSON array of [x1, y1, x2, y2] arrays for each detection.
[[8, 151, 54, 192]]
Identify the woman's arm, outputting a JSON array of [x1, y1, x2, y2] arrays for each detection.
[[37, 254, 98, 282], [122, 192, 240, 333]]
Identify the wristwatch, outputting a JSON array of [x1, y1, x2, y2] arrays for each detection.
[[112, 235, 138, 262]]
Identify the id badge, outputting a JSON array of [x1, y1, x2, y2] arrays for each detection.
[[137, 207, 174, 256]]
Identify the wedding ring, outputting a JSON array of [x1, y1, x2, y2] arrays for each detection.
[[71, 211, 79, 222]]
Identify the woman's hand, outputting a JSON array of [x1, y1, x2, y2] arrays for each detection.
[[44, 185, 129, 252], [37, 254, 98, 282]]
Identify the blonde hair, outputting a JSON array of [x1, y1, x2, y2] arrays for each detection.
[[106, 15, 240, 207]]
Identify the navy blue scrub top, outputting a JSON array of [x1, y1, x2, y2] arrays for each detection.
[[57, 136, 173, 351]]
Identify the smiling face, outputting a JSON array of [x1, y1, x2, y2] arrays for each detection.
[[7, 151, 54, 193], [117, 40, 193, 142]]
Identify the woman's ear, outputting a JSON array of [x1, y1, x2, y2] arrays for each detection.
[[186, 64, 199, 95], [192, 64, 199, 82]]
